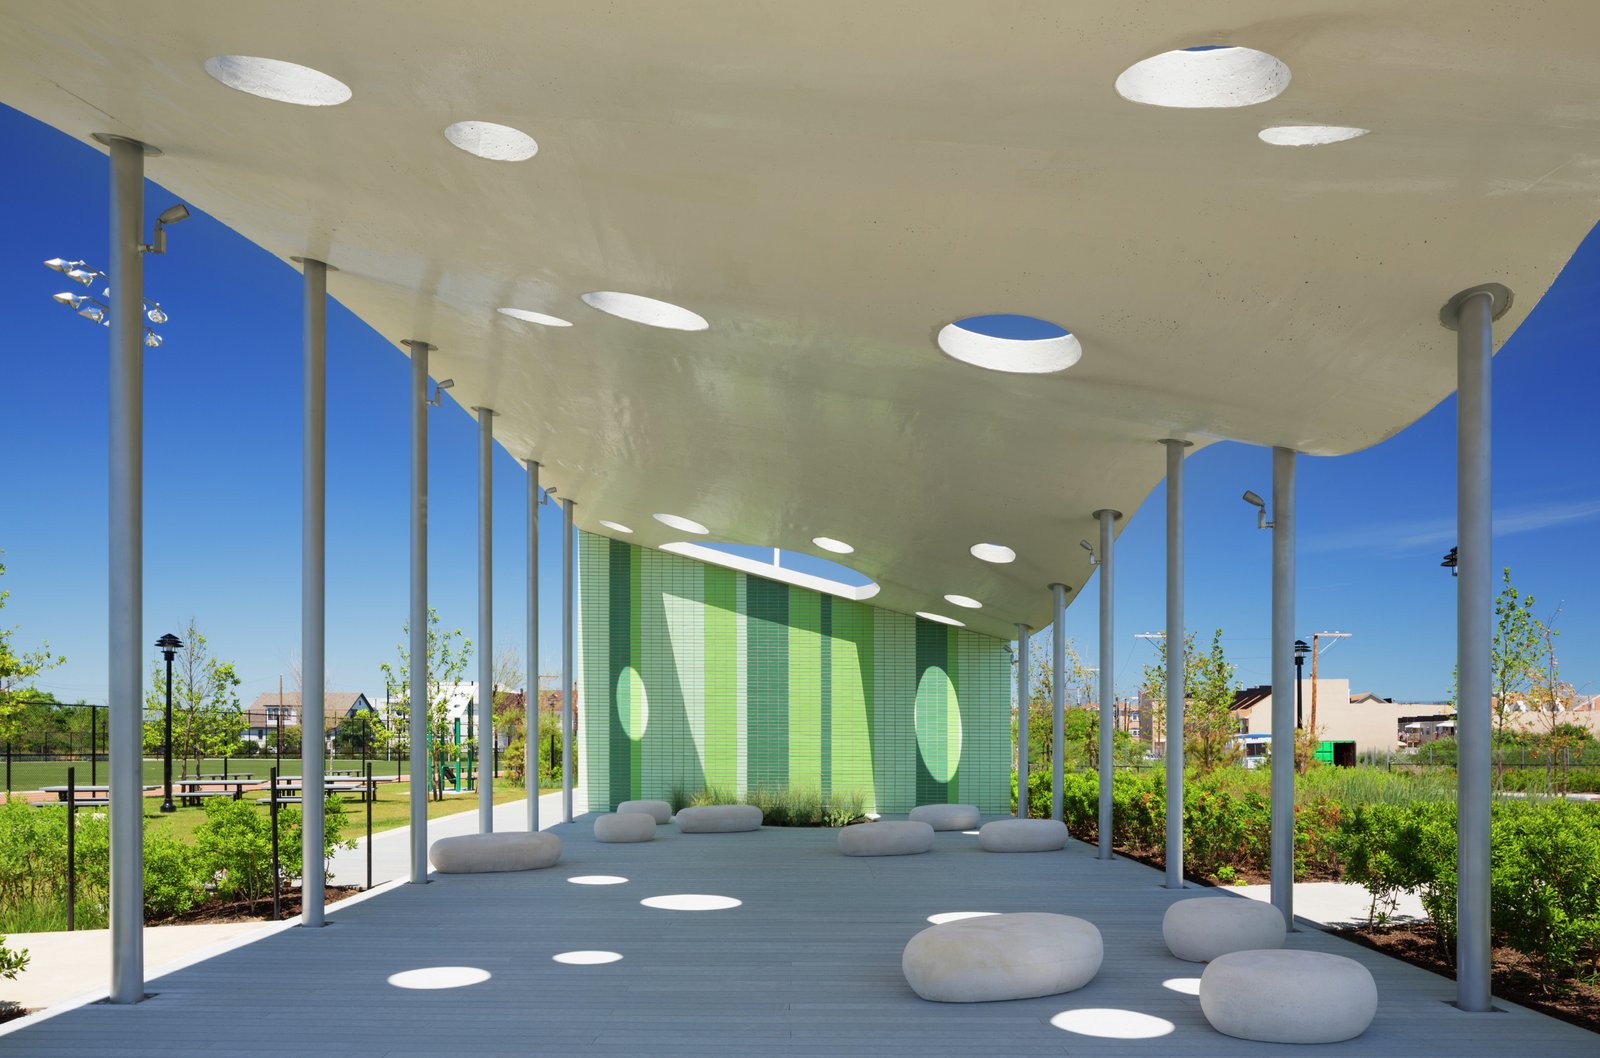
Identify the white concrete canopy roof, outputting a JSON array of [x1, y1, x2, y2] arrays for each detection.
[[3, 2, 1598, 638]]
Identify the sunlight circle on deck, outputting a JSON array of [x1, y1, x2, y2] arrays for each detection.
[[1162, 977, 1202, 996], [498, 306, 572, 327], [445, 120, 539, 161], [936, 315, 1081, 374], [970, 543, 1015, 564], [553, 950, 623, 965], [387, 966, 491, 990], [1259, 125, 1369, 147], [203, 56, 352, 106], [927, 911, 999, 925], [1115, 46, 1290, 108], [1050, 1008, 1176, 1039], [583, 291, 709, 331], [567, 875, 629, 886], [641, 894, 742, 911], [915, 667, 962, 782]]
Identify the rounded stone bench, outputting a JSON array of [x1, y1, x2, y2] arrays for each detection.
[[594, 812, 656, 843], [1200, 950, 1377, 1044], [675, 804, 763, 833], [977, 818, 1068, 853], [1163, 896, 1286, 962], [429, 832, 562, 874], [616, 798, 672, 824], [903, 912, 1102, 1002], [908, 804, 980, 831], [838, 820, 934, 856]]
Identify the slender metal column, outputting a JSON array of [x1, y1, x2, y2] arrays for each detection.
[[1048, 583, 1067, 821], [525, 460, 540, 831], [1095, 509, 1121, 860], [1442, 282, 1510, 1012], [403, 339, 435, 883], [300, 257, 329, 927], [1161, 438, 1191, 889], [561, 497, 576, 822], [1015, 624, 1030, 818], [1269, 447, 1296, 926], [105, 134, 146, 1004], [474, 407, 495, 833]]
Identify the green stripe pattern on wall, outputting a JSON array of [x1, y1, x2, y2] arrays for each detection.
[[580, 532, 1011, 814]]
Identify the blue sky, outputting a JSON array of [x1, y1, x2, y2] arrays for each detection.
[[1, 102, 1596, 707]]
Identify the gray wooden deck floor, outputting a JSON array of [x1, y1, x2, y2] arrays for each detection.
[[3, 817, 1593, 1057]]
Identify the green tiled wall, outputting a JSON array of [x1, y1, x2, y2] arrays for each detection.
[[580, 532, 1011, 813]]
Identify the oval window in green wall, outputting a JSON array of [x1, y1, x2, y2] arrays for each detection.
[[915, 666, 962, 783]]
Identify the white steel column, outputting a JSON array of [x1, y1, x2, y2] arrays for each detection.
[[475, 407, 494, 833], [1048, 583, 1067, 821], [1161, 437, 1191, 889], [403, 339, 434, 884], [1269, 447, 1296, 926], [525, 459, 540, 831], [1442, 282, 1510, 1013], [1095, 508, 1120, 860], [561, 496, 576, 822], [104, 133, 146, 1004], [300, 257, 329, 927], [1015, 624, 1030, 818]]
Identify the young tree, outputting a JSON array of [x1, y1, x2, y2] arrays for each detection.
[[1187, 629, 1241, 774], [142, 619, 243, 776], [0, 552, 66, 752], [1139, 630, 1197, 759], [1489, 568, 1543, 778], [1021, 635, 1091, 775], [380, 609, 472, 800], [1526, 612, 1578, 792]]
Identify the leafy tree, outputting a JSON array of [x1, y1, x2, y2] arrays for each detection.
[[0, 551, 65, 751], [142, 619, 243, 777], [1526, 612, 1581, 793], [1186, 629, 1241, 774], [380, 609, 472, 800], [1139, 630, 1197, 757], [333, 709, 386, 759], [1018, 635, 1091, 775], [1489, 568, 1544, 774], [0, 935, 27, 980]]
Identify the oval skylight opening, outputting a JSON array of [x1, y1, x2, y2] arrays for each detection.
[[203, 56, 352, 106], [498, 306, 572, 328], [1115, 46, 1290, 108], [662, 541, 879, 602], [916, 612, 965, 627], [653, 513, 709, 535], [599, 520, 634, 534], [1258, 125, 1370, 147], [812, 537, 854, 555], [970, 543, 1016, 564], [937, 314, 1081, 374], [582, 291, 709, 331], [944, 594, 982, 609], [444, 121, 538, 161]]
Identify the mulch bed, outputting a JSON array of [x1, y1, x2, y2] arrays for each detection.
[[1331, 923, 1599, 1035], [149, 885, 364, 926]]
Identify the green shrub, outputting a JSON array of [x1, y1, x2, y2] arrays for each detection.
[[1489, 800, 1600, 980], [0, 936, 27, 980], [681, 785, 867, 827], [143, 828, 203, 918], [195, 798, 274, 901]]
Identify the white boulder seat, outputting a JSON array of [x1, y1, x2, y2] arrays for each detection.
[[837, 820, 934, 856], [429, 832, 562, 874], [1163, 896, 1287, 962], [902, 912, 1103, 1003], [1200, 949, 1378, 1044], [977, 818, 1068, 852], [908, 803, 980, 831], [616, 798, 673, 824], [594, 812, 656, 843], [675, 804, 764, 833]]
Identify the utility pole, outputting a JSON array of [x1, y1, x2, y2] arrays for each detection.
[[1308, 632, 1351, 757]]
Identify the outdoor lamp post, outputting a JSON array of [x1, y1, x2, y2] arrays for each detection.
[[155, 632, 183, 812], [1293, 639, 1309, 729]]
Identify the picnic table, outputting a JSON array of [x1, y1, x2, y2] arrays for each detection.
[[187, 772, 255, 781], [176, 777, 256, 807], [36, 784, 160, 808], [255, 777, 374, 805]]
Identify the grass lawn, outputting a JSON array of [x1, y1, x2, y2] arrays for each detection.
[[141, 781, 556, 844]]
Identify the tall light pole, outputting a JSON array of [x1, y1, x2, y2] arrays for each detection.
[[156, 632, 182, 813], [1293, 640, 1309, 730]]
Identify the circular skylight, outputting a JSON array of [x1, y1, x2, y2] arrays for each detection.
[[654, 513, 709, 535], [498, 306, 572, 328], [203, 56, 352, 106], [1259, 125, 1370, 147], [599, 520, 634, 534], [582, 291, 709, 331], [944, 594, 982, 609], [970, 543, 1016, 564], [1115, 46, 1290, 108], [812, 537, 854, 554], [937, 314, 1081, 374], [444, 121, 538, 161], [916, 612, 965, 627]]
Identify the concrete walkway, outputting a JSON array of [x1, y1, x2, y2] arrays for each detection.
[[1232, 882, 1429, 928]]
